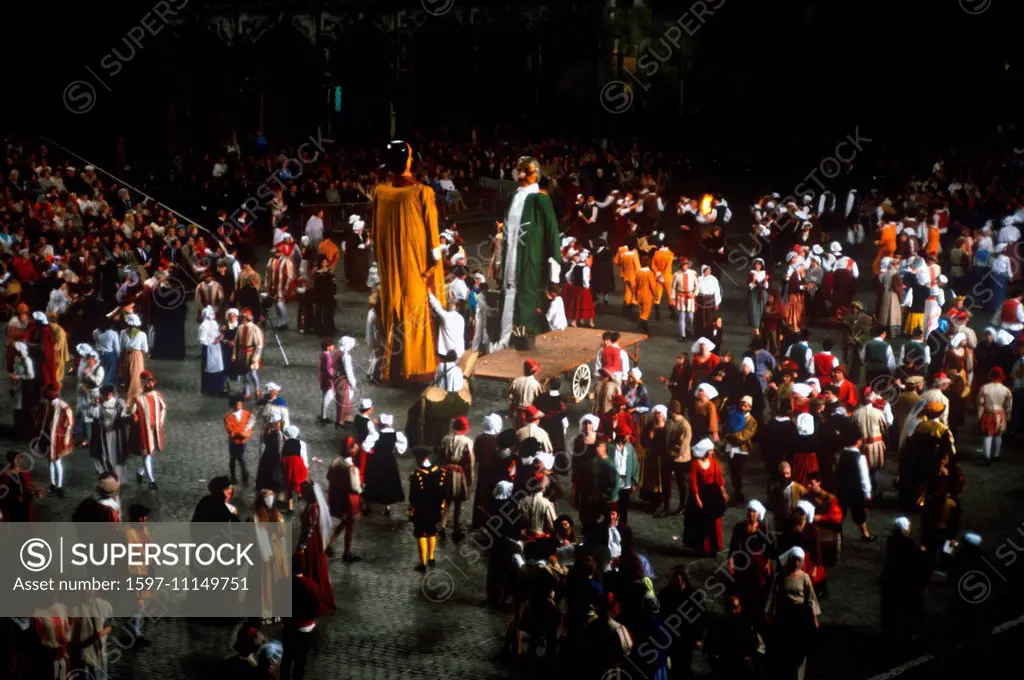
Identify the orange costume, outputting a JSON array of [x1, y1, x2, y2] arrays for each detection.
[[318, 238, 341, 272], [651, 246, 674, 305], [872, 221, 897, 275], [614, 246, 641, 306], [635, 267, 660, 321], [224, 408, 254, 444], [374, 180, 446, 383], [925, 225, 941, 258]]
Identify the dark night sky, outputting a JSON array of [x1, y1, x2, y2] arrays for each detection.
[[3, 0, 1018, 168]]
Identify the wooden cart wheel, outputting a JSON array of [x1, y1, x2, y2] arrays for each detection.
[[571, 363, 592, 402]]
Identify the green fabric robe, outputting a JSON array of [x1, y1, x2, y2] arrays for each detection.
[[499, 190, 561, 338]]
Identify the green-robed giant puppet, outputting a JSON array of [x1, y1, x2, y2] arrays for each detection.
[[496, 156, 561, 348]]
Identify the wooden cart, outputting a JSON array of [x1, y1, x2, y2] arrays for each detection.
[[468, 327, 648, 402]]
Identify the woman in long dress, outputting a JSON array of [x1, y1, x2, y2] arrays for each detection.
[[728, 500, 775, 622], [761, 292, 785, 357], [119, 314, 148, 405], [942, 333, 974, 439], [297, 482, 335, 611], [765, 546, 821, 680], [683, 438, 728, 556], [88, 385, 132, 480], [805, 258, 828, 324], [777, 501, 827, 597], [783, 266, 806, 332], [255, 415, 286, 501], [252, 489, 289, 625], [221, 308, 241, 394], [280, 425, 311, 512], [334, 336, 357, 428], [10, 341, 36, 440], [877, 259, 903, 337], [198, 306, 226, 396], [362, 413, 408, 514], [748, 259, 770, 328]]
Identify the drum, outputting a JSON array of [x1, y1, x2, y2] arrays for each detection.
[[406, 385, 472, 448]]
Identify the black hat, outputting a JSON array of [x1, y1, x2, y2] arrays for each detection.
[[208, 476, 232, 494], [129, 503, 150, 521], [384, 140, 412, 174]]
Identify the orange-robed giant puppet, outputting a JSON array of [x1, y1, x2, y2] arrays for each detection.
[[373, 140, 447, 384]]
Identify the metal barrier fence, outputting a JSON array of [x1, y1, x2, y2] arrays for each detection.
[[300, 202, 373, 240], [301, 189, 505, 240]]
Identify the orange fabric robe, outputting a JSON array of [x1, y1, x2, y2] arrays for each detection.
[[614, 247, 641, 305], [635, 268, 660, 320], [651, 247, 674, 304], [872, 222, 897, 275], [374, 181, 446, 383], [925, 226, 941, 258]]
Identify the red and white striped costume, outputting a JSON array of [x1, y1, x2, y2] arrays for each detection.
[[265, 254, 295, 302], [195, 280, 225, 321], [235, 321, 265, 370], [672, 268, 698, 313], [36, 398, 75, 460], [132, 390, 166, 455]]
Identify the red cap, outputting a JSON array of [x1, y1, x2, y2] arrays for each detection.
[[452, 416, 470, 432], [524, 359, 540, 374], [990, 366, 1007, 382], [611, 394, 628, 407]]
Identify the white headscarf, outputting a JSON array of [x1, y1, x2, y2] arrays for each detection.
[[796, 500, 816, 523], [76, 343, 96, 358], [796, 413, 815, 436], [493, 481, 514, 500], [695, 383, 718, 400], [483, 413, 503, 435], [629, 367, 642, 381], [339, 336, 356, 352], [893, 517, 911, 533], [284, 425, 300, 439], [264, 382, 282, 392], [32, 311, 49, 325], [779, 546, 805, 569], [379, 413, 395, 427], [691, 337, 715, 354], [579, 413, 600, 431], [125, 314, 142, 328], [742, 357, 754, 372], [692, 438, 714, 458], [746, 500, 766, 521], [652, 404, 668, 418], [791, 383, 812, 399], [202, 305, 216, 321]]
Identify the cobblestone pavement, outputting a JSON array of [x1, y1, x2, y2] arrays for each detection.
[[1, 228, 1022, 680]]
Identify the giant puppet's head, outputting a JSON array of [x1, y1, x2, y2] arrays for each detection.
[[384, 140, 414, 175], [516, 156, 540, 186]]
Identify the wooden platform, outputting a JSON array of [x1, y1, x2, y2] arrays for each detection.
[[472, 327, 648, 382]]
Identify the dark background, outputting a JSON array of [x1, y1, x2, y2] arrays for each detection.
[[3, 0, 1019, 181]]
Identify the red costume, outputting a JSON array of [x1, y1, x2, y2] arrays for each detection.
[[813, 352, 838, 390], [833, 378, 859, 412]]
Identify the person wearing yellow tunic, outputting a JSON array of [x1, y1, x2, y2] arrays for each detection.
[[650, 235, 674, 320], [614, 239, 641, 318], [872, 219, 898, 275], [635, 254, 661, 334], [374, 141, 446, 384], [47, 311, 70, 386]]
